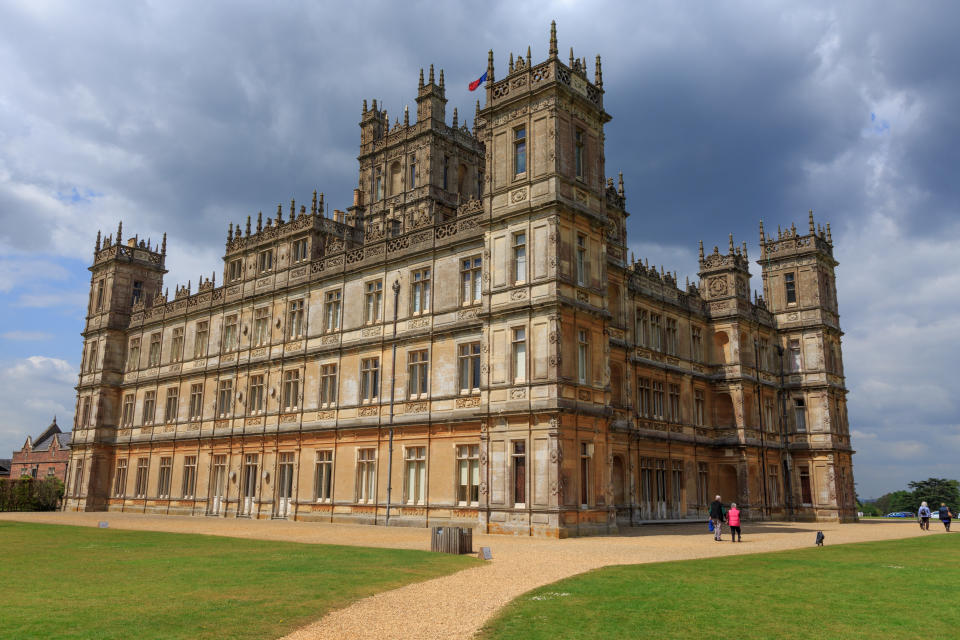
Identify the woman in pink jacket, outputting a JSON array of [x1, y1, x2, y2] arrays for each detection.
[[727, 502, 742, 542]]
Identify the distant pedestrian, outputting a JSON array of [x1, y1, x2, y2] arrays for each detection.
[[918, 502, 931, 530], [939, 503, 953, 532], [728, 503, 742, 542], [709, 495, 725, 541]]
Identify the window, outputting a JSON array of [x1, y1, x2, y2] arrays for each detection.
[[576, 234, 587, 286], [252, 307, 270, 346], [458, 343, 481, 393], [512, 327, 527, 382], [514, 126, 526, 175], [320, 364, 337, 407], [283, 370, 300, 411], [650, 314, 662, 351], [314, 451, 333, 502], [799, 465, 813, 504], [228, 259, 243, 282], [360, 357, 380, 403], [477, 169, 484, 197], [461, 257, 482, 305], [324, 290, 341, 332], [442, 155, 449, 190], [764, 397, 775, 433], [513, 232, 527, 282], [164, 387, 179, 423], [113, 459, 127, 497], [121, 393, 134, 427], [407, 350, 429, 398], [697, 462, 709, 507], [767, 464, 780, 505], [574, 128, 584, 179], [194, 321, 209, 359], [171, 327, 184, 362], [374, 167, 384, 201], [223, 316, 237, 352], [691, 327, 703, 361], [784, 272, 797, 304], [789, 339, 802, 371], [672, 460, 684, 513], [249, 374, 265, 414], [404, 446, 427, 504], [409, 157, 417, 189], [365, 281, 383, 324], [652, 381, 664, 419], [577, 329, 588, 384], [158, 457, 172, 498], [694, 389, 705, 426], [638, 377, 652, 418], [258, 249, 273, 274], [188, 383, 203, 421], [217, 379, 233, 417], [356, 448, 376, 503], [147, 333, 161, 366], [132, 281, 143, 305], [794, 397, 807, 432], [758, 338, 769, 372], [95, 279, 105, 312], [668, 383, 681, 422], [142, 390, 156, 425], [182, 456, 197, 498], [292, 238, 308, 263], [512, 441, 526, 505], [457, 445, 480, 504], [287, 299, 305, 339], [580, 442, 591, 506], [636, 310, 648, 347], [664, 319, 678, 355], [81, 396, 92, 427], [134, 458, 148, 498], [126, 338, 138, 371], [411, 269, 431, 315]]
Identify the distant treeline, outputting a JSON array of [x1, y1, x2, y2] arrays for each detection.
[[861, 478, 959, 516]]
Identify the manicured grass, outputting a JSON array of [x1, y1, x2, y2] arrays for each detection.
[[480, 535, 960, 639], [0, 521, 476, 640]]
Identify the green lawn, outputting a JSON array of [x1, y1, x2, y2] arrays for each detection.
[[480, 535, 960, 640], [0, 521, 476, 640]]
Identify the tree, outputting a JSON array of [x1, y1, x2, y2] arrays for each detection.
[[875, 490, 913, 514], [908, 478, 960, 512]]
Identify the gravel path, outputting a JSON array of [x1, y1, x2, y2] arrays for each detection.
[[1, 512, 930, 639]]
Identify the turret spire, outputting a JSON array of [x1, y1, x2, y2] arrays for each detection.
[[549, 20, 558, 58], [526, 46, 532, 68], [759, 219, 766, 243], [428, 64, 434, 84], [161, 233, 166, 255], [808, 209, 815, 234], [487, 49, 494, 82], [452, 107, 458, 128], [312, 190, 318, 215], [617, 171, 624, 197], [116, 221, 123, 245], [257, 211, 263, 232], [728, 233, 735, 254], [698, 239, 704, 261], [94, 230, 101, 252], [595, 55, 603, 88], [418, 68, 424, 90]]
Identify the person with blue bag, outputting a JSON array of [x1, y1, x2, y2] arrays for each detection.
[[709, 495, 725, 541]]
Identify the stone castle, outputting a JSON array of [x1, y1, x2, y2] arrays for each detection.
[[63, 23, 856, 536]]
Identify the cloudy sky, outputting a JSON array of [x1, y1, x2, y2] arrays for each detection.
[[1, 1, 957, 498]]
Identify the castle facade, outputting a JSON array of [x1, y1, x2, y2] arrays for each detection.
[[63, 24, 856, 536]]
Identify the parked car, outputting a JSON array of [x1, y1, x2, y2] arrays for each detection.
[[885, 511, 916, 518]]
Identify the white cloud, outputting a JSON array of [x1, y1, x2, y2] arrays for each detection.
[[1, 330, 53, 341], [0, 356, 77, 457]]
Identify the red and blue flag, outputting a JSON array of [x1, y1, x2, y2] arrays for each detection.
[[468, 71, 488, 91]]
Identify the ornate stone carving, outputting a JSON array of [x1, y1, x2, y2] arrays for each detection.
[[358, 406, 378, 417], [510, 388, 527, 399], [510, 188, 528, 203], [405, 401, 429, 413], [455, 396, 481, 409], [510, 289, 528, 300]]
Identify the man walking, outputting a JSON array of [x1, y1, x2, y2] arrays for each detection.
[[709, 495, 725, 541]]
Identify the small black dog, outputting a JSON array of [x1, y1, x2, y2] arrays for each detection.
[[815, 530, 825, 546]]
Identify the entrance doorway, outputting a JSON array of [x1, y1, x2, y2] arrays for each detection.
[[241, 454, 258, 516], [276, 453, 295, 518], [209, 455, 227, 515]]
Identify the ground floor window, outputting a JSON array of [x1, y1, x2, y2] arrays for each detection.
[[134, 458, 148, 498], [799, 465, 813, 504], [356, 448, 376, 503], [182, 456, 197, 499], [697, 462, 709, 507], [671, 460, 683, 515], [113, 459, 127, 497], [512, 441, 526, 506], [314, 451, 332, 502], [767, 464, 780, 505], [456, 445, 479, 504], [404, 446, 426, 505], [158, 457, 172, 498], [72, 460, 84, 496]]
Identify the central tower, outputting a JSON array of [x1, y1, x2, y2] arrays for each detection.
[[475, 22, 625, 536]]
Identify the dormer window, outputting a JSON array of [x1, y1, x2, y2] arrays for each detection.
[[784, 272, 797, 304], [228, 259, 243, 281], [258, 250, 273, 274], [131, 281, 143, 305], [292, 238, 308, 263]]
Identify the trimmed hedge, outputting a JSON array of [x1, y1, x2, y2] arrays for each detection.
[[0, 477, 64, 511]]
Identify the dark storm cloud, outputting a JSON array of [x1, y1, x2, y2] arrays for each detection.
[[0, 1, 957, 496]]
